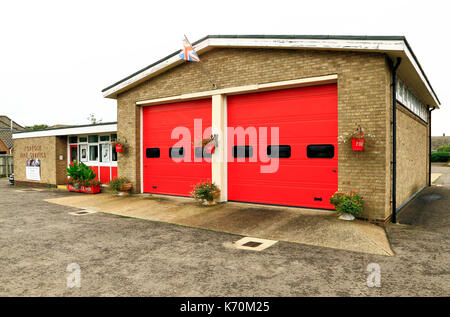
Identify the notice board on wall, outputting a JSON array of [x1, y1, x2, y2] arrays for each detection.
[[25, 158, 41, 181]]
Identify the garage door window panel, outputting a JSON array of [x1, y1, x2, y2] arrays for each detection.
[[232, 145, 253, 158], [169, 147, 185, 158], [146, 148, 160, 158], [267, 145, 291, 158], [307, 145, 335, 159]]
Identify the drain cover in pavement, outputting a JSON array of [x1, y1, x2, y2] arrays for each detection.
[[69, 209, 97, 216], [243, 241, 263, 248], [233, 237, 277, 251], [419, 194, 442, 201]]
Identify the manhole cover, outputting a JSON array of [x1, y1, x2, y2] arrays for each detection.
[[69, 210, 97, 216], [243, 241, 263, 248], [233, 237, 278, 251], [419, 194, 443, 201]]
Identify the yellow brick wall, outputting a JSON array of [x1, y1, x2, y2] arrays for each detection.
[[13, 136, 57, 185], [396, 104, 428, 208], [116, 48, 393, 220], [55, 136, 68, 185]]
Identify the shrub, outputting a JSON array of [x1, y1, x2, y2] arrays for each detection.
[[436, 144, 450, 153], [431, 151, 450, 162], [191, 180, 220, 202], [66, 160, 100, 187], [108, 177, 131, 193], [329, 190, 364, 216]]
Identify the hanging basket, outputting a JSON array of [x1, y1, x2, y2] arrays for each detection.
[[115, 144, 123, 153], [351, 138, 364, 151]]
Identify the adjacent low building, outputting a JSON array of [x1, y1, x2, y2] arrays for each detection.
[[12, 122, 117, 187]]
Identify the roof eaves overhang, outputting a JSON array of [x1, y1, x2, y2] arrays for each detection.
[[102, 36, 440, 108], [12, 122, 117, 139]]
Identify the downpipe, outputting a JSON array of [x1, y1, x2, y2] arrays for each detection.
[[429, 106, 436, 185], [391, 57, 401, 224]]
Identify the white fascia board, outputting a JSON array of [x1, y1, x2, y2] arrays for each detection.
[[207, 38, 405, 52], [13, 124, 117, 139]]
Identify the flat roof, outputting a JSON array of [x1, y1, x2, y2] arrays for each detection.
[[12, 122, 117, 139], [101, 35, 440, 108]]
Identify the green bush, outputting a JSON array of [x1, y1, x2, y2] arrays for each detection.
[[66, 160, 100, 187], [329, 190, 364, 216], [431, 151, 450, 162], [436, 144, 450, 153]]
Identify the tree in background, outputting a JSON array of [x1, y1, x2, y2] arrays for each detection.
[[25, 124, 49, 131]]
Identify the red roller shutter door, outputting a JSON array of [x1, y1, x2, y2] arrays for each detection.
[[142, 99, 212, 196], [227, 84, 338, 209]]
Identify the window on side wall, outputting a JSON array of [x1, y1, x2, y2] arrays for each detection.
[[89, 145, 98, 161]]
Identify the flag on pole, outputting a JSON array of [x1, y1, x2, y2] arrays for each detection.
[[179, 36, 200, 62]]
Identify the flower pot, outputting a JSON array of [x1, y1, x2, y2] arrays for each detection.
[[119, 183, 132, 192], [338, 213, 355, 221], [115, 144, 123, 153], [68, 184, 100, 194], [68, 184, 80, 192], [213, 189, 221, 200], [80, 184, 101, 194], [351, 138, 364, 151]]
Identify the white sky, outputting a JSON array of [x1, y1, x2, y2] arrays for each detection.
[[0, 0, 448, 135]]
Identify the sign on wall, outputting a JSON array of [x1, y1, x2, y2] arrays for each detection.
[[25, 158, 41, 181]]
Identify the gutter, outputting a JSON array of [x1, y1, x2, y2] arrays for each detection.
[[429, 106, 436, 185], [391, 57, 402, 224]]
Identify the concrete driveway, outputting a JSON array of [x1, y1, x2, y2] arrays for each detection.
[[0, 175, 449, 296], [44, 193, 392, 256]]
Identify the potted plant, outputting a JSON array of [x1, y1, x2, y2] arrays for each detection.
[[349, 126, 365, 151], [338, 126, 376, 152], [112, 138, 128, 153], [66, 161, 101, 194], [329, 190, 364, 220], [191, 180, 221, 205], [108, 177, 133, 196]]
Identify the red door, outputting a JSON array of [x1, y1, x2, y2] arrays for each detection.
[[142, 99, 212, 196], [227, 84, 338, 209], [69, 145, 78, 162]]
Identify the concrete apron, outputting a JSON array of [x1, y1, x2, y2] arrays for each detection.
[[45, 193, 394, 256]]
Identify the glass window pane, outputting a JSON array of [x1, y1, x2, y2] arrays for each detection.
[[100, 144, 110, 162], [80, 145, 88, 162], [194, 147, 212, 158], [169, 147, 184, 158], [232, 145, 253, 158], [112, 147, 117, 162], [307, 145, 334, 159], [89, 145, 98, 161], [88, 135, 98, 143], [111, 134, 117, 142], [69, 136, 78, 144], [100, 135, 110, 142], [70, 146, 78, 161], [146, 148, 160, 158], [267, 145, 291, 158], [79, 136, 87, 143]]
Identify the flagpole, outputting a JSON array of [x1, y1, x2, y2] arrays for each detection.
[[184, 35, 217, 90]]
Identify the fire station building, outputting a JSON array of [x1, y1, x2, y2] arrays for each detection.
[[14, 35, 441, 223]]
